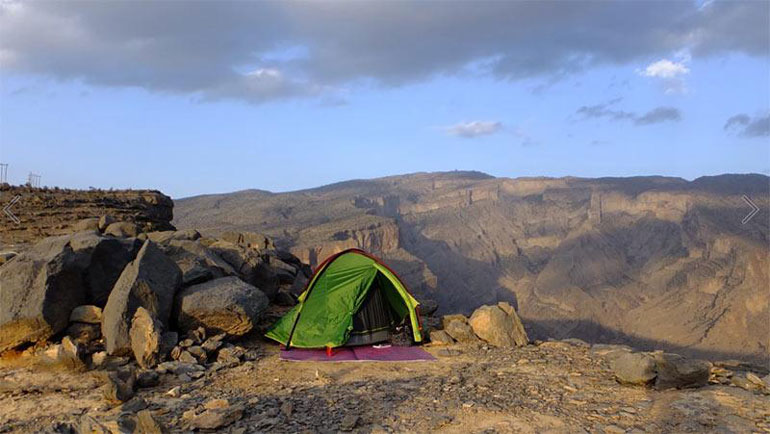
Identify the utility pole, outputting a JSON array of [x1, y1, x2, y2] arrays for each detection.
[[27, 172, 41, 188], [0, 163, 7, 183]]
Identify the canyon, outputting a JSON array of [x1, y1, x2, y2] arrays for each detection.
[[175, 171, 770, 364]]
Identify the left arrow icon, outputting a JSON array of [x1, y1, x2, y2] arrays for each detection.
[[3, 195, 21, 224]]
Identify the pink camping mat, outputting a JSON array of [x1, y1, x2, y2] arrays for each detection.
[[279, 345, 436, 362]]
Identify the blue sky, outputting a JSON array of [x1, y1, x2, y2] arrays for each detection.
[[0, 1, 768, 198]]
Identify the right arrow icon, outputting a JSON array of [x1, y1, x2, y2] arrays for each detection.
[[742, 195, 759, 225]]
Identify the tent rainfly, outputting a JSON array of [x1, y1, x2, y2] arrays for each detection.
[[266, 249, 423, 349]]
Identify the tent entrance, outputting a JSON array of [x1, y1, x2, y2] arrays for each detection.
[[346, 280, 396, 346]]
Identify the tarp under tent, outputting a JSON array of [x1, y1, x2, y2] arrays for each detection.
[[266, 249, 423, 349]]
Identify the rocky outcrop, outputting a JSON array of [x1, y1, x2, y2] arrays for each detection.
[[0, 232, 137, 352], [102, 240, 182, 355], [174, 276, 269, 337], [209, 241, 279, 299], [0, 185, 174, 247]]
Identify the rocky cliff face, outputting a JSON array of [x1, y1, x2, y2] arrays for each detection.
[[0, 185, 175, 248], [174, 172, 770, 363]]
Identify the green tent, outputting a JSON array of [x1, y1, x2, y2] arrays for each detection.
[[265, 249, 423, 349]]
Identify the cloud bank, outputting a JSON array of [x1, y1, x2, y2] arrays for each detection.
[[446, 121, 503, 138], [0, 1, 767, 104]]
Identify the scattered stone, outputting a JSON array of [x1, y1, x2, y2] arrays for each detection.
[[98, 215, 116, 232], [69, 305, 103, 324], [104, 221, 140, 238], [136, 410, 165, 434], [102, 368, 136, 403], [66, 322, 101, 344], [340, 414, 360, 431], [191, 326, 207, 344], [428, 330, 454, 345], [204, 398, 230, 410], [59, 336, 85, 368], [442, 314, 468, 329], [166, 386, 181, 398], [73, 218, 100, 232], [217, 345, 244, 365], [129, 307, 163, 369], [174, 276, 269, 337], [178, 351, 197, 365], [187, 345, 208, 363], [170, 346, 183, 361], [280, 401, 294, 418], [612, 352, 657, 386], [91, 351, 108, 368], [121, 396, 149, 413], [201, 334, 226, 353], [136, 370, 161, 388], [653, 353, 710, 390], [102, 240, 181, 355], [444, 319, 479, 344], [746, 372, 767, 389], [190, 406, 244, 430], [79, 415, 110, 434]]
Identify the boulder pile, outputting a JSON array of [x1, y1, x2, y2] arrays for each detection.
[[0, 218, 309, 375], [430, 302, 530, 348]]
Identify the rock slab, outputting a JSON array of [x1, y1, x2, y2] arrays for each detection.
[[174, 276, 269, 337], [102, 240, 181, 355]]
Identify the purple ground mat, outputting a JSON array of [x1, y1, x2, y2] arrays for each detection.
[[279, 345, 436, 362]]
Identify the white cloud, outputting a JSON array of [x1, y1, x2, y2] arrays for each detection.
[[446, 121, 503, 138], [639, 59, 690, 78]]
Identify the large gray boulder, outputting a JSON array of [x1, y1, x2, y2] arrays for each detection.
[[468, 302, 529, 347], [208, 241, 279, 299], [612, 352, 657, 385], [161, 240, 235, 287], [80, 236, 141, 305], [174, 276, 269, 337], [102, 240, 181, 355], [0, 232, 136, 351], [653, 353, 711, 390]]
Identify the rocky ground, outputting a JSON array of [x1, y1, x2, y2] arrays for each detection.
[[1, 211, 769, 433], [1, 334, 769, 433]]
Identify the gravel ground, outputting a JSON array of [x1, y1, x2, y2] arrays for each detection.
[[1, 339, 769, 433]]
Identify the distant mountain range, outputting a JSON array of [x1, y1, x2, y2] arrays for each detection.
[[174, 172, 770, 363]]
